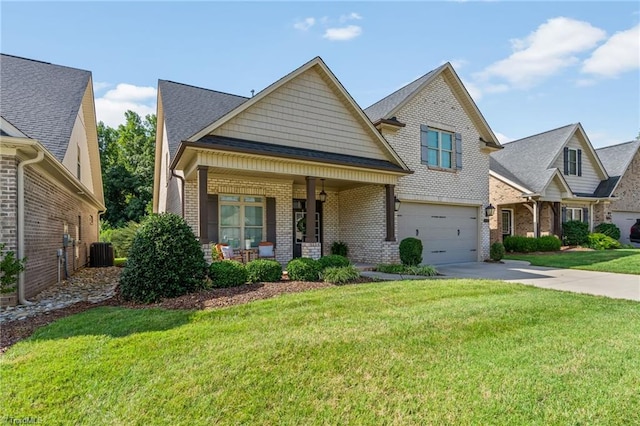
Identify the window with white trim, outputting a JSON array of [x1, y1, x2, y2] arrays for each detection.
[[421, 128, 453, 169], [567, 148, 578, 176], [566, 207, 582, 222], [219, 195, 264, 249]]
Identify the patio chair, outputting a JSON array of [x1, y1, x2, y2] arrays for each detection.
[[215, 243, 243, 262], [258, 241, 276, 259]]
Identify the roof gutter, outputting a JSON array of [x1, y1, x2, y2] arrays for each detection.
[[17, 146, 45, 305]]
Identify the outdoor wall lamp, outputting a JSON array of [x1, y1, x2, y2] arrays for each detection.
[[319, 179, 327, 203], [485, 203, 496, 217], [394, 196, 401, 212]]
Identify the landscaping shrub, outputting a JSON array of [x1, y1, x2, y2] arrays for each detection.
[[209, 260, 248, 287], [100, 221, 139, 258], [321, 265, 360, 284], [537, 235, 562, 252], [399, 237, 423, 266], [245, 259, 282, 283], [490, 242, 505, 261], [594, 223, 621, 241], [119, 213, 207, 303], [317, 254, 350, 271], [330, 241, 349, 257], [376, 263, 438, 276], [587, 233, 622, 250], [563, 220, 589, 246], [286, 258, 321, 281], [0, 243, 26, 294], [503, 236, 537, 253], [375, 263, 405, 274]]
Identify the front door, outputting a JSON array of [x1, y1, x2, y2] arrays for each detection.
[[501, 209, 513, 240], [293, 199, 322, 258]]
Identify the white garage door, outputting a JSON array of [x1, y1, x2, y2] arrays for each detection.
[[397, 203, 479, 265], [611, 211, 640, 245]]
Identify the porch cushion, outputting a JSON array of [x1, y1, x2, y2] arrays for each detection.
[[221, 246, 235, 259], [259, 244, 274, 257]]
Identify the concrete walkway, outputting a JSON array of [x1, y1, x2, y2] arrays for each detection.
[[361, 260, 640, 301]]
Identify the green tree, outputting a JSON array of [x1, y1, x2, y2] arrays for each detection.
[[98, 111, 156, 228]]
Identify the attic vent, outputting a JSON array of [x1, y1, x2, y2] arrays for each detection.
[[250, 89, 255, 97]]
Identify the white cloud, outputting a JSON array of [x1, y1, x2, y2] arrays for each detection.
[[95, 83, 157, 127], [323, 25, 362, 41], [93, 81, 111, 92], [575, 78, 596, 87], [582, 24, 640, 77], [461, 79, 482, 101], [494, 132, 514, 144], [294, 17, 315, 31], [475, 17, 606, 88], [340, 12, 362, 22], [448, 59, 468, 70]]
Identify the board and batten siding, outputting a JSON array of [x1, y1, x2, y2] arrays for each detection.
[[212, 67, 390, 161], [552, 134, 604, 194]]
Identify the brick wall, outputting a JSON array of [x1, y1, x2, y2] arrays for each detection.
[[609, 149, 640, 213], [1, 156, 18, 252]]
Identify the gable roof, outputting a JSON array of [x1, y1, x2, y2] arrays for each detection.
[[158, 80, 248, 158], [596, 140, 640, 178], [364, 62, 501, 150], [0, 53, 91, 162]]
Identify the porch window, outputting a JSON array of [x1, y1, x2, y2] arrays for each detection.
[[565, 207, 582, 222], [219, 195, 264, 249]]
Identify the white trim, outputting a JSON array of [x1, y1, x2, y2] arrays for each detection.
[[0, 117, 27, 137]]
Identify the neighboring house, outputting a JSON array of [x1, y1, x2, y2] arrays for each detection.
[[153, 57, 412, 265], [364, 63, 502, 264], [488, 123, 613, 243], [0, 54, 105, 306], [595, 140, 640, 245]]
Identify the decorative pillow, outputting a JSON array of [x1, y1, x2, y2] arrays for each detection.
[[259, 244, 273, 257], [221, 246, 234, 259]]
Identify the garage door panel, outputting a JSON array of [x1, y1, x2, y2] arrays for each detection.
[[398, 203, 478, 265], [611, 211, 640, 245]]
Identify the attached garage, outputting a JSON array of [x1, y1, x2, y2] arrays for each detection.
[[611, 211, 640, 245], [397, 203, 480, 265]]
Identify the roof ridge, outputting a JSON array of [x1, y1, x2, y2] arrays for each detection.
[[1, 53, 91, 74], [502, 123, 577, 146], [159, 79, 249, 100], [595, 139, 639, 151]]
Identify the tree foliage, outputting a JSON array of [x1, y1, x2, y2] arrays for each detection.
[[98, 111, 156, 228]]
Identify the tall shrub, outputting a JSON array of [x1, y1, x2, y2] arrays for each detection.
[[399, 237, 423, 266], [490, 242, 505, 261], [120, 213, 207, 303], [594, 223, 621, 241], [563, 220, 589, 246], [0, 243, 26, 294]]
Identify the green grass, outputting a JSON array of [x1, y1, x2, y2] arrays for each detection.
[[506, 249, 640, 274], [113, 257, 127, 267], [2, 280, 640, 424]]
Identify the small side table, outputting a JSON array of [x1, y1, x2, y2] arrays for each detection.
[[241, 249, 258, 264]]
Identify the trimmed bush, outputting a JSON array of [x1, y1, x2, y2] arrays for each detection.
[[120, 213, 207, 303], [503, 236, 537, 253], [376, 263, 438, 276], [490, 242, 505, 261], [563, 220, 590, 246], [330, 241, 349, 257], [209, 260, 248, 287], [318, 255, 350, 271], [321, 265, 360, 284], [537, 235, 562, 251], [0, 243, 26, 294], [399, 237, 423, 266], [594, 223, 621, 241], [375, 263, 405, 274], [286, 258, 321, 281], [245, 259, 282, 283], [587, 233, 622, 250]]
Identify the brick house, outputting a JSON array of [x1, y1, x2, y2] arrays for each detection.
[[153, 58, 501, 265], [595, 140, 640, 245], [0, 54, 105, 306], [488, 123, 616, 243]]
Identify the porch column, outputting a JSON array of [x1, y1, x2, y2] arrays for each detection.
[[552, 202, 561, 237], [305, 177, 317, 243], [532, 200, 539, 238], [198, 166, 209, 244], [385, 184, 396, 241]]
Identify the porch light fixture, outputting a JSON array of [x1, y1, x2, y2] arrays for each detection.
[[394, 196, 401, 212], [485, 204, 496, 217], [319, 179, 327, 203]]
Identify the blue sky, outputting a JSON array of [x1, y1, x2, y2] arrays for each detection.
[[1, 1, 638, 148]]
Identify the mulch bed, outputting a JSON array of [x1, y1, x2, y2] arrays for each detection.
[[0, 276, 376, 354]]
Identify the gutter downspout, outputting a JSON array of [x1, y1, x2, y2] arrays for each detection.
[[17, 149, 45, 305], [171, 169, 185, 218]]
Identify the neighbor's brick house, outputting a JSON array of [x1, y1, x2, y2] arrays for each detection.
[[0, 54, 105, 306]]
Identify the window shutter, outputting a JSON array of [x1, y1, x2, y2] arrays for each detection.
[[563, 147, 569, 175], [420, 125, 428, 164], [207, 194, 218, 243], [266, 197, 276, 245], [582, 207, 589, 225], [577, 149, 582, 176], [561, 206, 567, 223], [455, 132, 462, 169]]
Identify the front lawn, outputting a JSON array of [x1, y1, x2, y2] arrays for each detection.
[[2, 280, 640, 424], [505, 248, 640, 274]]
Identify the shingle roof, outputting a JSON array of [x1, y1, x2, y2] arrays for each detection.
[[596, 140, 640, 178], [363, 65, 444, 122], [490, 124, 578, 193], [159, 80, 248, 158], [194, 135, 407, 172], [0, 53, 91, 162]]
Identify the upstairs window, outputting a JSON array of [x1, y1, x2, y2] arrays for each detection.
[[77, 144, 81, 179], [563, 147, 582, 176], [420, 125, 462, 170]]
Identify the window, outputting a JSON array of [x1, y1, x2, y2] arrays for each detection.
[[77, 144, 81, 178], [219, 195, 264, 249], [565, 208, 582, 222], [567, 148, 577, 175], [421, 128, 453, 168], [501, 209, 513, 238]]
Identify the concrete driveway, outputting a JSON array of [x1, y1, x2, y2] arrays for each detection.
[[436, 260, 640, 301]]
